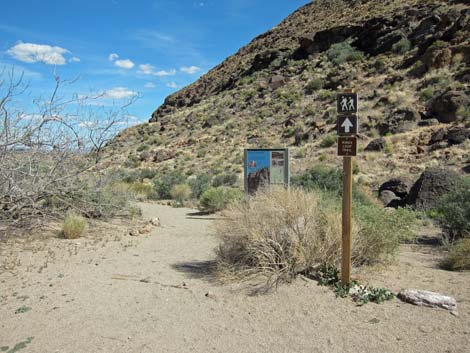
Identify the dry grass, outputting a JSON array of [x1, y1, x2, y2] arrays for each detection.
[[215, 189, 355, 285], [443, 239, 470, 271], [215, 187, 413, 286], [61, 213, 88, 239]]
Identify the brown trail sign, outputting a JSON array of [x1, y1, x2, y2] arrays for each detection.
[[336, 91, 359, 286]]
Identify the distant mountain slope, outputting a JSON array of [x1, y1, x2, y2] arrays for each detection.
[[105, 0, 470, 191]]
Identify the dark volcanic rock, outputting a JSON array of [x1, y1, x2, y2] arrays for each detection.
[[153, 150, 176, 163], [447, 127, 470, 145], [406, 168, 459, 210], [379, 177, 413, 198], [428, 91, 470, 124], [378, 108, 419, 135], [365, 138, 386, 151], [428, 128, 448, 145], [269, 75, 288, 90]]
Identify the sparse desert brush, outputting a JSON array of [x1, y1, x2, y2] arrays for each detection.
[[215, 188, 409, 286], [130, 182, 157, 200], [443, 238, 470, 271], [61, 213, 87, 239], [436, 176, 470, 241], [170, 184, 192, 206], [199, 187, 243, 213]]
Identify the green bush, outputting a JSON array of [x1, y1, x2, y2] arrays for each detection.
[[212, 173, 238, 187], [435, 177, 470, 240], [305, 78, 325, 94], [188, 174, 212, 199], [320, 134, 336, 148], [61, 213, 87, 239], [153, 170, 186, 199], [392, 38, 411, 54], [327, 41, 364, 66], [291, 165, 381, 207], [443, 239, 470, 271], [199, 187, 243, 213]]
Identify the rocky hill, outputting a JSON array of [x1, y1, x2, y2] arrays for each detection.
[[104, 0, 470, 193]]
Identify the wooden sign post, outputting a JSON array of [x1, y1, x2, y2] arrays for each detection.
[[337, 91, 358, 286]]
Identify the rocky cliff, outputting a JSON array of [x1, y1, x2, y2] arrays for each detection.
[[105, 0, 470, 191]]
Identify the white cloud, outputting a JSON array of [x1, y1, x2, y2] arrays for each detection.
[[144, 82, 156, 88], [102, 87, 138, 99], [180, 66, 201, 74], [138, 63, 176, 76], [114, 59, 134, 69], [108, 53, 119, 61], [7, 42, 72, 65], [166, 82, 178, 89], [69, 57, 80, 63]]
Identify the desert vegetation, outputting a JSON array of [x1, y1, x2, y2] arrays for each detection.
[[215, 176, 417, 287], [0, 68, 138, 233]]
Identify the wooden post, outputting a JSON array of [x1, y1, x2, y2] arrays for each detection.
[[341, 156, 353, 285]]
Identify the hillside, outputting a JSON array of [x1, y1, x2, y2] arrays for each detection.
[[104, 0, 470, 192]]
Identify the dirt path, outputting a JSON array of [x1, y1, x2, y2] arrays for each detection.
[[1, 203, 469, 353]]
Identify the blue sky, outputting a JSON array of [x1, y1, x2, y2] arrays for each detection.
[[0, 0, 310, 124]]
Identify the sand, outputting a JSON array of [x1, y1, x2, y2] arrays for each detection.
[[1, 203, 469, 353]]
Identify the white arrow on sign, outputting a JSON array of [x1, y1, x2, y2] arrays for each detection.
[[341, 118, 354, 133]]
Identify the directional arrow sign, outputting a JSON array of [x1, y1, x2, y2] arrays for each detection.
[[337, 115, 358, 135]]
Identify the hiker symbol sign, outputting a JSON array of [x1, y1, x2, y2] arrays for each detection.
[[337, 93, 358, 114]]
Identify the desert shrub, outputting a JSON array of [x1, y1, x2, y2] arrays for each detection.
[[320, 134, 336, 148], [435, 177, 470, 240], [212, 173, 238, 187], [199, 187, 243, 213], [170, 184, 192, 206], [130, 182, 157, 200], [443, 239, 470, 271], [215, 188, 405, 285], [139, 168, 157, 180], [136, 144, 150, 152], [61, 213, 87, 239], [419, 87, 435, 102], [125, 154, 140, 168], [392, 38, 411, 54], [153, 170, 186, 199], [327, 41, 364, 66], [305, 78, 325, 94], [188, 174, 212, 199], [291, 165, 373, 206]]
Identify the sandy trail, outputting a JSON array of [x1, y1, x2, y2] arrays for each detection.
[[1, 203, 469, 353]]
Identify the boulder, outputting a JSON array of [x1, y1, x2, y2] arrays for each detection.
[[379, 190, 401, 207], [447, 127, 470, 145], [428, 128, 448, 145], [248, 50, 281, 74], [422, 46, 452, 70], [153, 150, 176, 163], [268, 75, 288, 90], [406, 168, 459, 210], [365, 138, 386, 151], [398, 289, 457, 311], [379, 177, 413, 198], [378, 108, 419, 135], [428, 91, 470, 123], [454, 68, 470, 83]]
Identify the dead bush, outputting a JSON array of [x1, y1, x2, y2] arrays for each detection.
[[215, 188, 403, 286]]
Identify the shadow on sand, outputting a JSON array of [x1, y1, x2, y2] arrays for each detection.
[[171, 260, 218, 281]]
